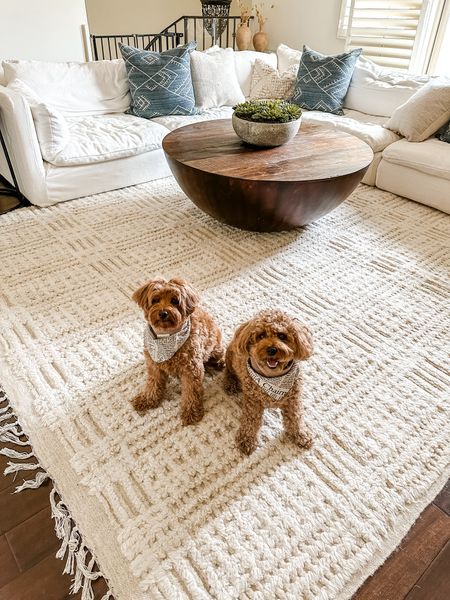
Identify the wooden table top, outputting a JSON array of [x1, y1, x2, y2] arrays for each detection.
[[163, 119, 373, 183]]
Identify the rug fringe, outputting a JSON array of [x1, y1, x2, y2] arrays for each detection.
[[1, 390, 113, 599], [0, 447, 35, 459], [0, 421, 30, 446], [0, 412, 14, 423], [14, 471, 50, 493], [4, 460, 42, 478], [0, 396, 48, 491], [50, 482, 113, 600]]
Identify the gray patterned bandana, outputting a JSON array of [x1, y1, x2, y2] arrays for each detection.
[[247, 361, 298, 401], [144, 318, 191, 363]]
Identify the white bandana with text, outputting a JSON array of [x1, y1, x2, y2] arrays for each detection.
[[144, 318, 191, 363], [247, 361, 298, 401]]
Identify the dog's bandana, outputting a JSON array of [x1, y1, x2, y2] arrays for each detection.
[[144, 318, 191, 363], [247, 361, 298, 401]]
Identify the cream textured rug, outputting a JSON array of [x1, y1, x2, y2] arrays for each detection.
[[0, 178, 449, 600]]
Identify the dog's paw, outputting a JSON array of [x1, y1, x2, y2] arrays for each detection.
[[131, 393, 150, 414], [237, 435, 257, 456], [131, 392, 162, 413], [290, 428, 313, 449], [181, 404, 205, 426], [205, 356, 225, 371], [223, 372, 241, 395]]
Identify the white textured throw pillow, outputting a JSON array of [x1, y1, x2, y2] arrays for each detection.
[[276, 44, 302, 73], [233, 50, 278, 98], [7, 78, 70, 162], [249, 59, 297, 100], [385, 79, 450, 142], [190, 47, 245, 109]]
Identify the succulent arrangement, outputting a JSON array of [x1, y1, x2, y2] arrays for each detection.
[[233, 99, 302, 123]]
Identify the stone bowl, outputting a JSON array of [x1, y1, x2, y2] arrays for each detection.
[[231, 113, 302, 147]]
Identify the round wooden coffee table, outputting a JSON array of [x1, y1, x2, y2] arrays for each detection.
[[163, 119, 373, 232]]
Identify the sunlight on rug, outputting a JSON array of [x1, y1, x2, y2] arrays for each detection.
[[0, 178, 449, 600]]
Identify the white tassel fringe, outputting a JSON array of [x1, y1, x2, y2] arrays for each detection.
[[0, 447, 35, 459], [1, 390, 113, 599]]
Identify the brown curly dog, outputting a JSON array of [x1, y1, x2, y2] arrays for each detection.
[[132, 277, 225, 426], [224, 309, 314, 455]]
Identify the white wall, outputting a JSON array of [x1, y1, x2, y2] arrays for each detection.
[[0, 0, 89, 62], [260, 0, 345, 54], [85, 0, 344, 54], [85, 0, 241, 35]]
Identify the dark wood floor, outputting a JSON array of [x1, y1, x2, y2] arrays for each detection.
[[0, 423, 448, 600], [0, 183, 24, 215]]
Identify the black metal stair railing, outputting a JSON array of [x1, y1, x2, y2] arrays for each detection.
[[90, 15, 253, 60], [90, 32, 184, 60]]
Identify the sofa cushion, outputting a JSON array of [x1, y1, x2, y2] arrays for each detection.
[[47, 114, 168, 166], [152, 107, 233, 131], [7, 78, 70, 162], [344, 56, 428, 117], [301, 109, 400, 153], [119, 42, 198, 119], [276, 44, 302, 73], [385, 79, 450, 142], [190, 47, 245, 109], [249, 59, 296, 100], [2, 59, 130, 116], [234, 50, 277, 98], [381, 138, 450, 181], [291, 45, 362, 115]]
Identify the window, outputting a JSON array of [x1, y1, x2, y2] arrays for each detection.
[[338, 0, 450, 73], [428, 0, 450, 74]]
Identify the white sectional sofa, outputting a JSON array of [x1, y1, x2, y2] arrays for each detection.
[[0, 47, 449, 213]]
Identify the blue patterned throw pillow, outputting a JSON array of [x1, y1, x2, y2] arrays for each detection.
[[119, 41, 198, 119], [436, 119, 450, 143], [291, 45, 362, 115]]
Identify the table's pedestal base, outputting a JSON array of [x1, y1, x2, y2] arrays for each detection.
[[166, 158, 368, 232]]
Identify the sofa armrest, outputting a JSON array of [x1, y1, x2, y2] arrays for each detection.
[[0, 85, 47, 205]]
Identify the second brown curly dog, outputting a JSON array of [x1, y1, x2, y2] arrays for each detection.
[[224, 309, 314, 455]]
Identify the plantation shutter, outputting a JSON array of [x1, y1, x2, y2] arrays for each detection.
[[339, 0, 425, 70]]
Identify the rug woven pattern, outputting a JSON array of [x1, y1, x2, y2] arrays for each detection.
[[0, 179, 449, 599]]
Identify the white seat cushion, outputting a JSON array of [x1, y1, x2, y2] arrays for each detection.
[[381, 138, 450, 180], [152, 107, 234, 131], [301, 109, 400, 153], [48, 113, 168, 166]]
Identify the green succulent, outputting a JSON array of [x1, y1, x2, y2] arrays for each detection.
[[233, 99, 302, 123]]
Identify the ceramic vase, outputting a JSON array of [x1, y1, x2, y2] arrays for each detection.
[[236, 23, 252, 51], [253, 29, 269, 52]]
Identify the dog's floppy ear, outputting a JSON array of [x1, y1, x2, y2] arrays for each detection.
[[234, 320, 255, 356], [132, 281, 152, 310], [170, 278, 199, 316], [132, 279, 164, 310], [291, 319, 313, 361]]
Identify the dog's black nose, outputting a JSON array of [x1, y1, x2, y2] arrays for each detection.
[[267, 346, 277, 356], [159, 310, 169, 320]]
